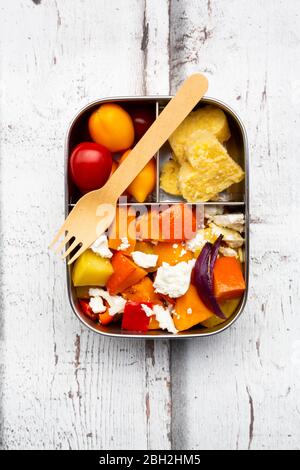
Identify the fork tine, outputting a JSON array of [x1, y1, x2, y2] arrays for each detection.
[[67, 244, 87, 265], [54, 232, 73, 254], [61, 239, 79, 260], [49, 225, 67, 249]]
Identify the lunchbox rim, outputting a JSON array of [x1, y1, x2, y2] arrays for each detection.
[[65, 95, 249, 339]]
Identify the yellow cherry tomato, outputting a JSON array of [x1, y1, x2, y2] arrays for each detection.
[[88, 103, 134, 152], [120, 150, 156, 203]]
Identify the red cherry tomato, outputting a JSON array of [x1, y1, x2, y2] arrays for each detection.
[[130, 107, 155, 140], [69, 142, 112, 193]]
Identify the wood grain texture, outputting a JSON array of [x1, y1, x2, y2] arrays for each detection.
[[0, 0, 299, 450], [169, 0, 300, 450]]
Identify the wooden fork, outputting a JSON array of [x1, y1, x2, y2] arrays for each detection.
[[50, 73, 208, 264]]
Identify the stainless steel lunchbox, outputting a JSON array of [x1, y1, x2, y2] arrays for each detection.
[[65, 96, 249, 338]]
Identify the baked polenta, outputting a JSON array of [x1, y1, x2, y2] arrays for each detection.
[[169, 105, 231, 164], [177, 130, 244, 202], [160, 159, 181, 196]]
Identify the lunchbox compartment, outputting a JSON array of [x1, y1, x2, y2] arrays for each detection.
[[67, 99, 158, 205], [65, 96, 249, 339], [157, 98, 245, 204]]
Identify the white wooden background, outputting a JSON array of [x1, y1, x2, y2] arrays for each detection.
[[0, 0, 299, 450]]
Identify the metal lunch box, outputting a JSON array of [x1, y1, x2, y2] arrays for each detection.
[[65, 96, 249, 338]]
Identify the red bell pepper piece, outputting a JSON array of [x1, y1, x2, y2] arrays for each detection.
[[79, 299, 99, 321], [121, 301, 153, 332]]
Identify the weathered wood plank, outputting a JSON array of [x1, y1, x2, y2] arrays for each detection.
[[169, 0, 300, 450], [142, 0, 172, 450], [0, 0, 171, 450], [1, 0, 300, 451]]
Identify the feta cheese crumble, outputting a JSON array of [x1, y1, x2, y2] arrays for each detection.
[[209, 223, 244, 248], [211, 213, 244, 233], [90, 234, 113, 258], [141, 304, 153, 317], [204, 205, 224, 221], [186, 230, 207, 253], [131, 251, 158, 268], [117, 237, 130, 251], [141, 304, 178, 334], [89, 288, 126, 316], [153, 260, 195, 298], [89, 296, 106, 314]]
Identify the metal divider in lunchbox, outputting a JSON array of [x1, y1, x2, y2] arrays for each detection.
[[65, 96, 249, 338]]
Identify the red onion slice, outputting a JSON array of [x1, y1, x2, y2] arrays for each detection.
[[194, 238, 226, 320]]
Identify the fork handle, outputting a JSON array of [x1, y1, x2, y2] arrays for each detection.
[[104, 73, 208, 198]]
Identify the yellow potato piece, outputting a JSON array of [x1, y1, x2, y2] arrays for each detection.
[[72, 249, 114, 287], [178, 130, 244, 202], [160, 159, 181, 196], [169, 105, 231, 164], [201, 297, 241, 328]]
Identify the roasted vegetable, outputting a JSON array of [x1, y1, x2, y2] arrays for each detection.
[[213, 256, 246, 300], [121, 301, 152, 332], [107, 252, 147, 295], [72, 250, 114, 287], [152, 242, 193, 267], [122, 277, 162, 304], [173, 284, 213, 331], [79, 299, 99, 321], [194, 238, 226, 319], [108, 207, 136, 254]]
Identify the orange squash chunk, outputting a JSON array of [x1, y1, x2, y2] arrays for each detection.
[[136, 210, 161, 241], [107, 252, 147, 295], [122, 277, 162, 304], [108, 207, 136, 254], [174, 284, 213, 331], [159, 203, 197, 242], [148, 317, 160, 330], [136, 203, 197, 242], [153, 242, 193, 267], [213, 256, 246, 300]]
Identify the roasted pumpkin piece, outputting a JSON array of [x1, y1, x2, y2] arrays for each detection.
[[148, 316, 160, 330], [134, 241, 155, 254], [159, 203, 197, 242], [108, 206, 136, 254], [122, 276, 162, 304], [173, 284, 213, 331], [152, 242, 193, 267], [72, 250, 114, 287], [136, 204, 197, 242], [213, 256, 246, 300], [135, 210, 161, 241], [107, 252, 147, 295]]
